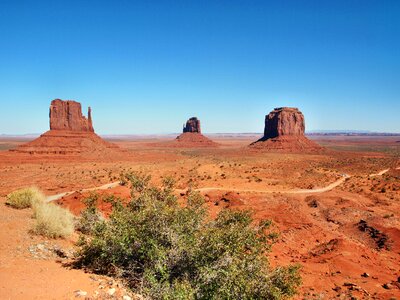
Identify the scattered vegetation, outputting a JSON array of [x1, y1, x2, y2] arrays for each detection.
[[32, 202, 75, 238], [5, 187, 45, 209], [75, 172, 301, 299], [6, 186, 74, 238], [76, 193, 104, 234], [383, 213, 394, 219]]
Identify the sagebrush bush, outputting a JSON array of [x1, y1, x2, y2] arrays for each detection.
[[33, 202, 75, 238], [6, 187, 45, 209], [76, 193, 108, 234], [76, 172, 301, 299]]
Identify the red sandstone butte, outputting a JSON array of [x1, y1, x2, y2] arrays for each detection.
[[183, 117, 201, 133], [13, 99, 122, 157], [173, 117, 218, 147], [50, 99, 94, 132], [250, 107, 323, 152]]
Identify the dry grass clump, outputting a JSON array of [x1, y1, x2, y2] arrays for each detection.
[[32, 202, 75, 239], [6, 187, 45, 209], [6, 186, 74, 238]]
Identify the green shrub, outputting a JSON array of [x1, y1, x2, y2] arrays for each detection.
[[76, 193, 105, 234], [5, 187, 45, 209], [32, 202, 75, 238], [76, 172, 301, 299]]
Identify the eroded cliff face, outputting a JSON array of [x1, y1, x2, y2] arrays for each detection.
[[49, 99, 94, 132], [169, 117, 218, 147], [251, 107, 323, 152], [13, 99, 123, 157], [264, 107, 305, 139], [183, 117, 201, 133]]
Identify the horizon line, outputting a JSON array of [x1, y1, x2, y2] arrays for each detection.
[[1, 130, 400, 137]]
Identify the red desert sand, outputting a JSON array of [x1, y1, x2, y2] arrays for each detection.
[[0, 104, 399, 299]]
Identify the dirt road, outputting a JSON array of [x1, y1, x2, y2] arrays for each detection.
[[46, 167, 397, 201], [46, 182, 120, 202]]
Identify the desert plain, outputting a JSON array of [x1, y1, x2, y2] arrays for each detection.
[[0, 133, 399, 299]]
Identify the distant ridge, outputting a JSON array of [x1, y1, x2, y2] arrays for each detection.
[[307, 131, 400, 136], [2, 132, 399, 139]]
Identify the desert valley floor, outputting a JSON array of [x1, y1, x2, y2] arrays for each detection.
[[0, 135, 399, 299]]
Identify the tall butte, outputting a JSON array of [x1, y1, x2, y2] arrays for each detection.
[[49, 99, 94, 132], [250, 107, 323, 152], [182, 117, 201, 133], [14, 99, 121, 157], [174, 117, 218, 147]]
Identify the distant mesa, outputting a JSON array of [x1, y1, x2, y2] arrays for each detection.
[[174, 117, 218, 147], [13, 99, 122, 157], [50, 99, 94, 132], [183, 117, 201, 133], [263, 107, 304, 139], [250, 107, 323, 152]]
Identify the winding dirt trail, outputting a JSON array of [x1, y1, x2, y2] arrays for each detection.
[[46, 182, 120, 202], [369, 169, 390, 177], [46, 175, 350, 202], [191, 174, 350, 195], [368, 165, 399, 177], [46, 167, 397, 202]]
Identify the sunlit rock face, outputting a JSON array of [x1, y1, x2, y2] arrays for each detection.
[[263, 107, 305, 139], [49, 99, 94, 132], [250, 107, 323, 152]]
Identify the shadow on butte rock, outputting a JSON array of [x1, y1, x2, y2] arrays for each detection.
[[12, 99, 123, 158], [250, 107, 324, 152]]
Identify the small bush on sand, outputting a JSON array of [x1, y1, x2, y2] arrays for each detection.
[[33, 202, 75, 238], [76, 172, 301, 299], [5, 187, 74, 238], [5, 187, 45, 209], [76, 193, 105, 234]]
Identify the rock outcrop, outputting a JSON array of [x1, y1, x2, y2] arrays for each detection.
[[50, 99, 94, 132], [183, 117, 201, 133], [250, 107, 323, 152], [263, 107, 305, 138], [13, 99, 122, 158], [171, 117, 218, 148]]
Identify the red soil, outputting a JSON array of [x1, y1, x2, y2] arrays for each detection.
[[0, 198, 134, 299], [0, 135, 399, 299], [249, 135, 324, 153], [157, 132, 220, 148], [52, 180, 400, 299], [56, 185, 131, 216], [12, 130, 125, 159]]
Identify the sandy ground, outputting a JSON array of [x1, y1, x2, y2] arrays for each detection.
[[0, 196, 140, 299], [0, 203, 99, 299], [0, 135, 399, 299]]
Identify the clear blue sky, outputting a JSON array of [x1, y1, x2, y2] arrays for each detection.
[[0, 0, 399, 134]]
